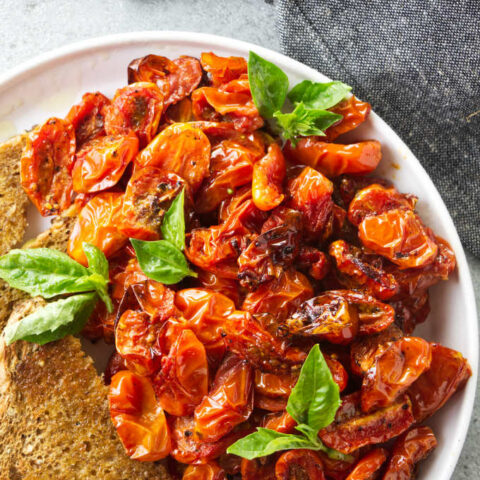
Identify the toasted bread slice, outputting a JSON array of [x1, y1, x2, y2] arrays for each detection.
[[0, 299, 169, 480], [0, 133, 28, 256], [0, 137, 170, 479]]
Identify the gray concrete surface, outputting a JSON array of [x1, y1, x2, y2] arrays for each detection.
[[0, 1, 477, 478]]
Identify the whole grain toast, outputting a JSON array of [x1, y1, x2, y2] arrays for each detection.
[[0, 138, 170, 479]]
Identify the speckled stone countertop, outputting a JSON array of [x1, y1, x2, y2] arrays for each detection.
[[0, 1, 478, 478]]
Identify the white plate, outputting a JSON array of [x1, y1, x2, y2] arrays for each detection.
[[0, 32, 477, 479]]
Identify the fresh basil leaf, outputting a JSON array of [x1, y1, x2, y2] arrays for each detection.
[[0, 248, 98, 298], [226, 428, 314, 460], [83, 243, 113, 313], [83, 243, 109, 279], [130, 239, 197, 285], [287, 344, 341, 432], [4, 292, 97, 345], [248, 51, 289, 118], [274, 103, 342, 145], [288, 80, 351, 110], [161, 188, 186, 251]]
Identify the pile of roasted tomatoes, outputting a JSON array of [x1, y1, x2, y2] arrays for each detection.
[[20, 52, 471, 480]]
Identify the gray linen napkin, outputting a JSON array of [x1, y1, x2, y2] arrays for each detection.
[[275, 0, 480, 256]]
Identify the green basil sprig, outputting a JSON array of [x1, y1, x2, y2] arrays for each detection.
[[227, 344, 351, 461], [0, 243, 113, 345], [247, 52, 351, 145], [131, 187, 197, 284], [4, 292, 97, 345]]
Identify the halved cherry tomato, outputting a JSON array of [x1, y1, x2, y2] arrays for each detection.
[[350, 324, 404, 376], [348, 184, 417, 226], [262, 410, 297, 434], [408, 343, 472, 422], [297, 246, 330, 281], [242, 270, 313, 322], [361, 337, 432, 412], [183, 462, 226, 480], [200, 52, 247, 87], [119, 167, 186, 240], [287, 166, 334, 238], [68, 192, 127, 265], [195, 270, 241, 307], [195, 139, 258, 213], [154, 329, 209, 416], [275, 449, 325, 480], [171, 415, 250, 465], [137, 123, 211, 192], [115, 309, 162, 376], [284, 138, 381, 178], [108, 370, 171, 461], [128, 54, 177, 94], [287, 292, 359, 344], [319, 392, 414, 454], [175, 288, 235, 362], [104, 82, 164, 147], [254, 370, 297, 398], [383, 427, 437, 480], [66, 92, 111, 147], [252, 143, 286, 211], [225, 311, 306, 372], [358, 209, 438, 269], [164, 56, 204, 106], [345, 448, 388, 480], [329, 240, 399, 300], [325, 96, 371, 141], [194, 354, 253, 442], [21, 117, 76, 216], [72, 131, 138, 193], [241, 457, 277, 480], [325, 355, 349, 392]]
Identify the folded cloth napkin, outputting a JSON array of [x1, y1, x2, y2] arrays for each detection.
[[275, 0, 480, 256]]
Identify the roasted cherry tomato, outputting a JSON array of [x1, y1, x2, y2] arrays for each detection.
[[287, 166, 334, 238], [242, 270, 313, 322], [195, 138, 260, 213], [66, 91, 111, 147], [21, 117, 76, 216], [194, 354, 253, 442], [350, 324, 404, 376], [183, 462, 226, 480], [175, 288, 235, 361], [238, 223, 300, 288], [361, 337, 432, 412], [104, 82, 164, 147], [255, 394, 288, 412], [68, 192, 127, 265], [389, 292, 430, 335], [382, 427, 437, 480], [128, 54, 177, 93], [275, 450, 325, 480], [154, 328, 209, 416], [196, 270, 241, 306], [325, 355, 349, 392], [120, 167, 186, 240], [408, 343, 472, 422], [137, 123, 211, 192], [115, 309, 162, 376], [262, 410, 297, 434], [254, 370, 297, 398], [348, 184, 417, 226], [192, 74, 264, 132], [345, 448, 387, 480], [252, 143, 286, 211], [358, 208, 438, 269], [108, 370, 171, 461], [287, 292, 359, 344], [319, 392, 414, 454], [171, 415, 249, 465], [200, 52, 247, 87], [225, 311, 306, 372], [329, 240, 399, 300], [325, 96, 371, 141], [72, 131, 138, 193], [297, 246, 330, 281], [284, 138, 381, 178]]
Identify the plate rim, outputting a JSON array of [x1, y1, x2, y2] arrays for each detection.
[[0, 31, 477, 478]]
